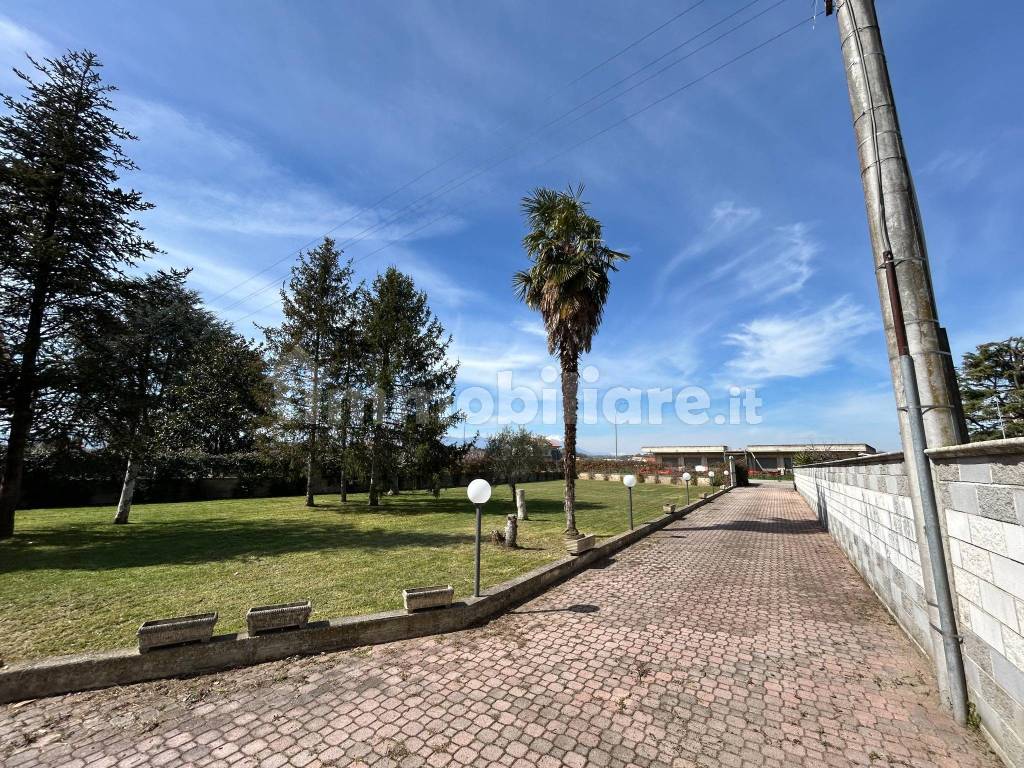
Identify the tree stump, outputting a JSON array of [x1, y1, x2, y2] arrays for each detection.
[[504, 513, 519, 549], [516, 488, 528, 520]]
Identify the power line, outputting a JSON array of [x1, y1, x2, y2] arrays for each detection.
[[333, 0, 779, 256], [564, 0, 711, 88], [541, 16, 812, 166], [233, 208, 456, 324], [206, 0, 713, 307], [220, 0, 793, 314], [233, 13, 814, 325], [216, 2, 744, 314]]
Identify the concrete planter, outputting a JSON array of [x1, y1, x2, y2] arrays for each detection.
[[643, 476, 657, 484], [578, 472, 592, 480], [138, 612, 218, 652], [246, 601, 312, 635], [658, 476, 674, 485], [565, 534, 596, 555], [592, 473, 607, 481], [403, 585, 454, 612], [608, 474, 622, 482], [662, 503, 676, 514]]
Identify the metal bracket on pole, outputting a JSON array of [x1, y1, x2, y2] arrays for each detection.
[[825, 0, 834, 15], [897, 404, 957, 415]]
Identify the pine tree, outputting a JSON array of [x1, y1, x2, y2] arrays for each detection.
[[959, 337, 1024, 440], [263, 238, 358, 506], [0, 51, 156, 537], [361, 267, 461, 506], [73, 271, 212, 523], [158, 323, 273, 455]]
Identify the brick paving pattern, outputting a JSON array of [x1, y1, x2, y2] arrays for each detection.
[[0, 485, 1002, 767]]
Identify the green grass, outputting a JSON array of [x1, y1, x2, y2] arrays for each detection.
[[0, 479, 691, 663]]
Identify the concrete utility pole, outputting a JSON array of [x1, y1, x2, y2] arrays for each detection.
[[833, 0, 968, 722]]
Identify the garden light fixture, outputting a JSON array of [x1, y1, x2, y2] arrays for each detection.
[[466, 479, 491, 597], [622, 474, 636, 530]]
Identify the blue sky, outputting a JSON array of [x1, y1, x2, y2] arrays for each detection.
[[2, 1, 1021, 454]]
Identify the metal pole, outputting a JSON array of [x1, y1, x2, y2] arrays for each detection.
[[685, 479, 690, 506], [614, 421, 618, 458], [883, 253, 968, 725], [627, 486, 633, 530], [835, 0, 967, 722], [474, 504, 482, 598], [995, 398, 1007, 439]]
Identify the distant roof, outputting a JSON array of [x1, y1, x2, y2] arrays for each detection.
[[641, 445, 728, 454], [746, 444, 876, 453], [641, 443, 876, 454]]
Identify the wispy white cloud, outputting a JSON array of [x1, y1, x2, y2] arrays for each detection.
[[922, 147, 988, 184], [148, 245, 270, 302], [732, 222, 818, 301], [0, 17, 52, 85], [514, 319, 547, 338], [724, 297, 875, 382], [121, 96, 463, 246], [451, 342, 549, 388], [659, 201, 761, 285]]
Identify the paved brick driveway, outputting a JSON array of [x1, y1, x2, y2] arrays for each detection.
[[0, 485, 1002, 767]]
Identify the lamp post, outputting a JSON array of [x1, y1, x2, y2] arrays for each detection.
[[708, 470, 716, 492], [724, 469, 731, 488], [622, 474, 637, 530], [466, 479, 491, 598], [682, 472, 692, 505]]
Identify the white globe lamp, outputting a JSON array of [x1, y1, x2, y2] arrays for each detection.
[[466, 479, 491, 597], [467, 478, 491, 505]]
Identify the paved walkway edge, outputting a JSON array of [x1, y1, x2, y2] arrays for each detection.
[[0, 488, 732, 704]]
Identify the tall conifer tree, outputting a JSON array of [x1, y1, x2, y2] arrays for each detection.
[[263, 238, 358, 506], [0, 51, 155, 537], [361, 267, 461, 506]]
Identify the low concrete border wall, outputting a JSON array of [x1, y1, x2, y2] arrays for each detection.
[[0, 488, 731, 703]]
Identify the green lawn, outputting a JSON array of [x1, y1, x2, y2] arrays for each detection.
[[0, 479, 690, 662]]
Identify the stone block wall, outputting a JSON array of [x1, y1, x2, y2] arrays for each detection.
[[794, 454, 932, 653], [929, 441, 1024, 767], [795, 438, 1024, 768]]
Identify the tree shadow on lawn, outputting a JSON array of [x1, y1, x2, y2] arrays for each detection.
[[0, 518, 476, 573], [327, 494, 603, 517]]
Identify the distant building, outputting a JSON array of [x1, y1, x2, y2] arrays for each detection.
[[544, 436, 563, 463], [640, 445, 730, 470], [640, 443, 876, 473]]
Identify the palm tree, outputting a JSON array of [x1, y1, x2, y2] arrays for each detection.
[[513, 185, 629, 538]]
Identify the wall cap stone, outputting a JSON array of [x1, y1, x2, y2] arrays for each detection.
[[794, 450, 904, 469], [925, 437, 1024, 460]]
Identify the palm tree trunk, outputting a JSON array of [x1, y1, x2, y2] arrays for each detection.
[[113, 455, 139, 524], [560, 352, 580, 538]]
